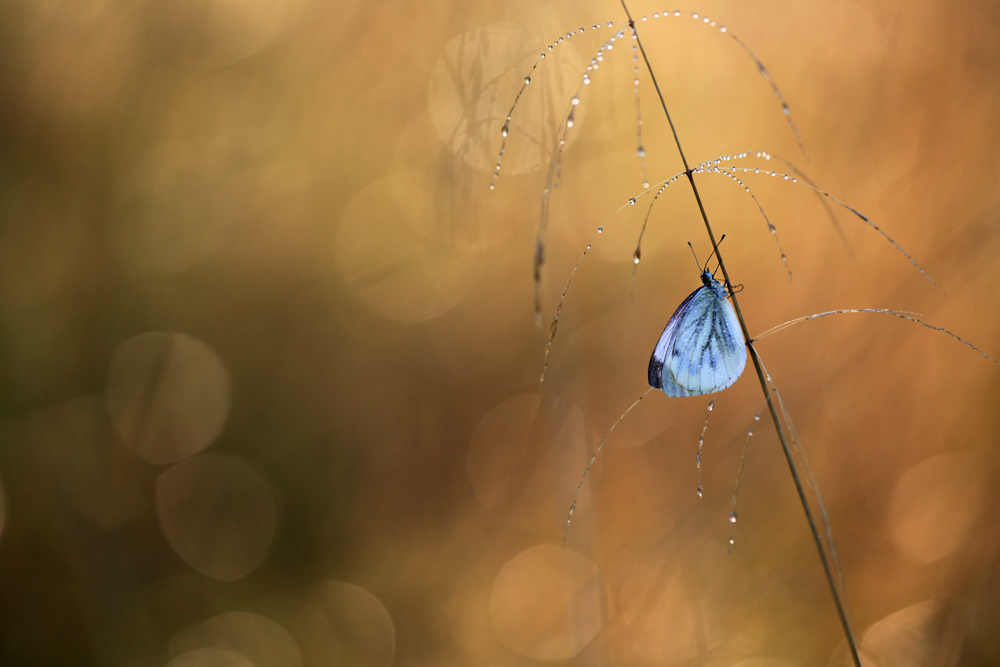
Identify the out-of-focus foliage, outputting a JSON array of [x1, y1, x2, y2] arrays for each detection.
[[1, 0, 999, 665]]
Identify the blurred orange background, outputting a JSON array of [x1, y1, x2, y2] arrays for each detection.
[[1, 0, 999, 665]]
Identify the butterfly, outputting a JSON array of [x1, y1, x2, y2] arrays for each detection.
[[648, 267, 747, 396]]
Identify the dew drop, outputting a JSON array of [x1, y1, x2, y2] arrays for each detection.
[[489, 183, 495, 190], [500, 123, 509, 138], [571, 96, 580, 106], [586, 243, 591, 250], [524, 76, 531, 85], [782, 102, 790, 115], [747, 428, 754, 437], [754, 413, 760, 421], [642, 181, 650, 189], [628, 197, 636, 205], [698, 437, 704, 446], [729, 511, 738, 523], [636, 145, 646, 158], [696, 485, 703, 498], [729, 537, 735, 544], [597, 226, 603, 233], [720, 26, 727, 33], [706, 403, 714, 412]]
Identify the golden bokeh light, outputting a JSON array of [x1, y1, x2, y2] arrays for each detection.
[[106, 332, 231, 464], [335, 176, 486, 323], [888, 450, 992, 564], [306, 582, 395, 667], [489, 545, 602, 660], [169, 611, 302, 667], [156, 454, 278, 581]]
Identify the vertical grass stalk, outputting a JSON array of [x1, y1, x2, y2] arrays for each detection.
[[619, 2, 863, 665]]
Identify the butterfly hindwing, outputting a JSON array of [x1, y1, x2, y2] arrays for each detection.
[[648, 273, 747, 397]]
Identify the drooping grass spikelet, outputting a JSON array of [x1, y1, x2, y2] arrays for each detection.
[[563, 388, 655, 548], [752, 308, 1000, 368], [729, 404, 765, 554], [696, 164, 792, 279], [716, 165, 944, 292], [695, 396, 717, 498]]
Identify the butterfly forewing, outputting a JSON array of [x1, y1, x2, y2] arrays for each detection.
[[648, 274, 747, 397], [648, 289, 698, 390]]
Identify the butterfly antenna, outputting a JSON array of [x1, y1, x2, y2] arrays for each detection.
[[687, 241, 701, 271], [705, 234, 727, 274]]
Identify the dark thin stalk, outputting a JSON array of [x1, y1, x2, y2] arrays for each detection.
[[619, 3, 863, 666]]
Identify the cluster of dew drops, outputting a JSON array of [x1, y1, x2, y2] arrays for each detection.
[[490, 11, 734, 190]]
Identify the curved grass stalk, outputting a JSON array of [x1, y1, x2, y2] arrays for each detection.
[[695, 165, 792, 279], [563, 388, 654, 549], [719, 166, 943, 292], [752, 308, 1000, 367]]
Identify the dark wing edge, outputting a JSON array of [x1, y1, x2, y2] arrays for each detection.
[[648, 288, 701, 390]]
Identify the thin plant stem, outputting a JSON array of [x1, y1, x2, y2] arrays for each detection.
[[619, 3, 864, 666]]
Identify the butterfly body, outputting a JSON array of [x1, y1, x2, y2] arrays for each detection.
[[648, 271, 747, 396]]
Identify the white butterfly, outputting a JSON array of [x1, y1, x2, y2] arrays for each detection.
[[648, 270, 747, 396]]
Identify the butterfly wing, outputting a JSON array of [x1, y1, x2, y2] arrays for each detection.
[[648, 288, 700, 390], [648, 280, 747, 397]]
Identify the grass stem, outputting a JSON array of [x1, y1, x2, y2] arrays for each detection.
[[619, 2, 863, 664]]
